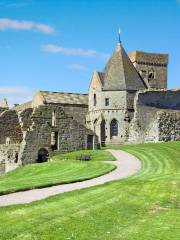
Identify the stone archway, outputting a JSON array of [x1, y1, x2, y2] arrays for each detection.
[[37, 148, 49, 163]]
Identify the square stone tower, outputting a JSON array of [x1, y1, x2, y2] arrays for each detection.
[[128, 51, 168, 89]]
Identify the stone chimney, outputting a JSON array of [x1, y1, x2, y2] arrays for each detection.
[[1, 98, 9, 109]]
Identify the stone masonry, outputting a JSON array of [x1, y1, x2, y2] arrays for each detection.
[[0, 35, 179, 174]]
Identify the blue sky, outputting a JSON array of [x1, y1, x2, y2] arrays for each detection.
[[0, 0, 179, 106]]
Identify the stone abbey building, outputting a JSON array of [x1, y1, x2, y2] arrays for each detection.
[[0, 37, 180, 174]]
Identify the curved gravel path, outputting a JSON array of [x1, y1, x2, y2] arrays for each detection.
[[0, 150, 141, 207]]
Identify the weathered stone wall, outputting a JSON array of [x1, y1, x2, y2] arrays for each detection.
[[18, 108, 33, 130], [0, 110, 23, 144], [137, 90, 180, 110], [62, 104, 88, 126], [128, 90, 180, 143], [0, 144, 20, 175], [19, 104, 96, 164], [157, 111, 180, 141], [0, 107, 7, 114]]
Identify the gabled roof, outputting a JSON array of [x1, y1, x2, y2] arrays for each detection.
[[103, 42, 147, 91], [33, 91, 88, 106]]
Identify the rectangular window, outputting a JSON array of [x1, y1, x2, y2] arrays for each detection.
[[93, 94, 97, 106], [52, 110, 56, 127], [105, 98, 109, 106]]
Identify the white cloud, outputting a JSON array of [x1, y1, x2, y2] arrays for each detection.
[[68, 63, 89, 71], [0, 18, 55, 34], [0, 86, 34, 107], [6, 2, 31, 8], [41, 44, 109, 60]]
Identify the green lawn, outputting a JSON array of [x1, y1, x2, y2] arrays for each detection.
[[52, 149, 116, 161], [0, 141, 180, 240], [0, 150, 116, 195]]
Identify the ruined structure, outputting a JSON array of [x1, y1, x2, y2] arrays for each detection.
[[0, 92, 96, 174], [0, 33, 179, 174]]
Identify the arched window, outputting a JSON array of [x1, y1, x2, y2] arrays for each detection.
[[110, 119, 118, 138], [93, 94, 97, 106], [148, 70, 155, 80]]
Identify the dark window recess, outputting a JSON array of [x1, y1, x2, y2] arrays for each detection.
[[110, 119, 118, 138], [105, 98, 109, 106], [93, 94, 97, 106], [148, 71, 155, 79]]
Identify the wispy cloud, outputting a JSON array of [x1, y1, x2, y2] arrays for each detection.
[[0, 1, 31, 8], [0, 86, 34, 107], [0, 18, 55, 34], [41, 44, 109, 60], [68, 63, 89, 71]]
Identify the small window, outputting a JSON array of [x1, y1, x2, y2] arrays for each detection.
[[148, 70, 155, 79], [105, 98, 109, 106], [93, 94, 97, 106], [52, 110, 56, 127]]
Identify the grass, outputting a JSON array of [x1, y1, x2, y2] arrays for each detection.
[[0, 141, 180, 240], [0, 150, 116, 195], [52, 149, 116, 161]]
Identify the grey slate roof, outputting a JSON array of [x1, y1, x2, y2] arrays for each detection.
[[39, 91, 88, 105], [103, 43, 147, 91]]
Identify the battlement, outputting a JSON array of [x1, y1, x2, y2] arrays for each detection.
[[128, 51, 168, 66]]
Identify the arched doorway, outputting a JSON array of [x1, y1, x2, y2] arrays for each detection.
[[100, 119, 106, 146], [37, 148, 49, 163], [110, 119, 118, 138]]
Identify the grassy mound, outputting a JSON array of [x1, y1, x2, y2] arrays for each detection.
[[0, 141, 180, 240], [0, 150, 116, 195]]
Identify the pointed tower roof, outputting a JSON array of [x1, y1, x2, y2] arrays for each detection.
[[103, 36, 147, 91]]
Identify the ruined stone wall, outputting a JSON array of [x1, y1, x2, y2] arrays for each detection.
[[19, 104, 96, 164], [0, 144, 20, 175], [157, 111, 180, 141], [0, 110, 23, 144], [128, 90, 180, 143], [137, 90, 180, 110], [62, 104, 88, 126], [18, 108, 33, 130]]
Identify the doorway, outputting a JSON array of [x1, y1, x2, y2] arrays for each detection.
[[87, 135, 93, 150], [37, 148, 49, 163]]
